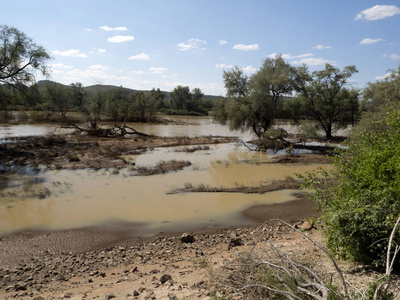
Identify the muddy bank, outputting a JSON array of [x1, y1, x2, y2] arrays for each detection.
[[243, 193, 319, 223], [175, 177, 301, 194], [0, 135, 238, 170]]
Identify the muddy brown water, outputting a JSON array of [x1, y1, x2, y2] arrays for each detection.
[[0, 117, 331, 238]]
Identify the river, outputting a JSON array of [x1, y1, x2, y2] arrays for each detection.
[[0, 116, 328, 237]]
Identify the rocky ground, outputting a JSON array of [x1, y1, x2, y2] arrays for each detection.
[[0, 220, 388, 300], [0, 221, 295, 299]]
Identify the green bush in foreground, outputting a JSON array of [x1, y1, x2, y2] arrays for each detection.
[[301, 110, 400, 267]]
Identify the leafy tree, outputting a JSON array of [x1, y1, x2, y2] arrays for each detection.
[[360, 65, 400, 114], [134, 92, 147, 121], [170, 85, 191, 110], [46, 82, 73, 121], [148, 88, 165, 120], [223, 66, 249, 97], [169, 86, 207, 115], [105, 86, 134, 123], [187, 87, 203, 112], [302, 109, 400, 267], [294, 64, 359, 138], [214, 56, 295, 137], [0, 25, 50, 88]]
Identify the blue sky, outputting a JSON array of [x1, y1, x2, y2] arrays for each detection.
[[2, 0, 400, 95]]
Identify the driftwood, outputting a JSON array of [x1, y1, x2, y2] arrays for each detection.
[[60, 122, 151, 138]]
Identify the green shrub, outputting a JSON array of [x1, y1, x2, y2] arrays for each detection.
[[301, 110, 400, 267], [263, 127, 288, 139], [69, 155, 80, 162]]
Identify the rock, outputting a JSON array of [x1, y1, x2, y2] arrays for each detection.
[[300, 221, 313, 231], [160, 274, 172, 284], [229, 238, 243, 248], [168, 294, 178, 300], [181, 233, 195, 243], [105, 293, 116, 299], [133, 290, 140, 296], [14, 282, 27, 291]]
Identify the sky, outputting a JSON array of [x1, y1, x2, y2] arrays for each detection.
[[2, 0, 400, 95]]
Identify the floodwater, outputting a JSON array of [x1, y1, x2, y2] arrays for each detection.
[[0, 117, 330, 237]]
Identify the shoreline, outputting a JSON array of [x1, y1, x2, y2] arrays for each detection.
[[0, 194, 315, 269]]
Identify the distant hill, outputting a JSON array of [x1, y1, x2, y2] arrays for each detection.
[[35, 80, 223, 102]]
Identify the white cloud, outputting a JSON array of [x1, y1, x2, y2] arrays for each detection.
[[100, 26, 128, 31], [51, 63, 73, 69], [107, 35, 134, 43], [215, 64, 234, 69], [88, 64, 110, 70], [241, 66, 257, 74], [375, 73, 392, 80], [128, 52, 150, 60], [360, 38, 382, 45], [131, 70, 145, 74], [62, 68, 131, 85], [292, 57, 335, 65], [52, 49, 88, 58], [84, 28, 92, 32], [389, 54, 400, 60], [215, 64, 256, 74], [232, 44, 259, 51], [313, 45, 332, 50], [219, 40, 228, 45], [355, 5, 400, 21], [149, 67, 168, 74], [268, 53, 313, 59], [177, 38, 207, 51], [90, 48, 107, 54]]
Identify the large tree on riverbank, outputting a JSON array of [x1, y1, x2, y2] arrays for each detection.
[[293, 64, 359, 138], [214, 56, 295, 137]]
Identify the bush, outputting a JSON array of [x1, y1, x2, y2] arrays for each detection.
[[263, 127, 288, 139], [301, 109, 400, 267], [69, 155, 80, 162]]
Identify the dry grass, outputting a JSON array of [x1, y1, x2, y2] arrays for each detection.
[[132, 160, 192, 176], [208, 220, 400, 300]]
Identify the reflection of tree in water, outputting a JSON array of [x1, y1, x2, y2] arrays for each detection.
[[0, 165, 45, 190], [0, 166, 72, 205]]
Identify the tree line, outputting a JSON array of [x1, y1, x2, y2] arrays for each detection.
[[213, 56, 360, 139]]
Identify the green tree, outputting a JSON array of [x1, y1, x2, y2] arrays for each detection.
[[223, 66, 248, 97], [46, 82, 73, 121], [214, 56, 295, 137], [105, 86, 134, 123], [134, 92, 147, 121], [187, 87, 204, 112], [0, 25, 50, 88], [148, 88, 165, 120], [71, 83, 106, 129], [302, 109, 400, 267], [170, 85, 191, 110], [361, 65, 400, 113], [294, 64, 359, 138]]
